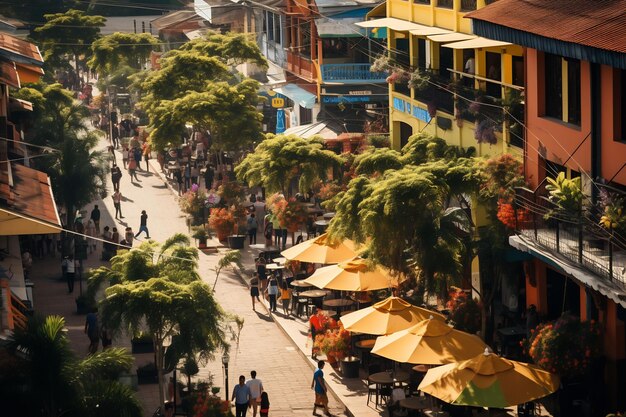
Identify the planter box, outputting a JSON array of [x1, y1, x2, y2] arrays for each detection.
[[340, 356, 360, 378], [228, 235, 246, 249], [131, 339, 154, 354]]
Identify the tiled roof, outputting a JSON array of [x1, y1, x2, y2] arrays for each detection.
[[0, 60, 20, 88], [0, 162, 61, 227], [466, 0, 626, 54], [0, 33, 43, 65]]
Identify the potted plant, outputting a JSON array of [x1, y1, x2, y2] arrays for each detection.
[[274, 198, 307, 236], [446, 287, 481, 334], [131, 332, 154, 354], [191, 390, 233, 417], [191, 226, 211, 248], [209, 207, 236, 242], [598, 189, 626, 236], [136, 362, 158, 385], [544, 172, 584, 225], [179, 185, 208, 226], [313, 319, 351, 367]]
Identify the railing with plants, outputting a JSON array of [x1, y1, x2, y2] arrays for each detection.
[[513, 175, 626, 286]]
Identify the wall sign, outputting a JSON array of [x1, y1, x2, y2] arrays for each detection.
[[271, 97, 285, 108], [393, 97, 432, 123]]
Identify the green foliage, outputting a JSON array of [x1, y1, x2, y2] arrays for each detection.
[[1, 315, 140, 417], [354, 147, 403, 176], [213, 250, 243, 291], [88, 32, 158, 77], [179, 32, 267, 69], [235, 134, 344, 195], [366, 134, 391, 148], [545, 172, 584, 220]]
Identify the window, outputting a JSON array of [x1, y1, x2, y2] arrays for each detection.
[[322, 39, 348, 59], [566, 58, 581, 125], [543, 53, 581, 126], [417, 38, 426, 70], [267, 12, 274, 41], [615, 69, 626, 142], [512, 55, 524, 87], [544, 53, 562, 120], [486, 52, 502, 98]]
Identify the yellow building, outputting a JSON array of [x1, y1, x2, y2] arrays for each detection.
[[358, 0, 524, 158]]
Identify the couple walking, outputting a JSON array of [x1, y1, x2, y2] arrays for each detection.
[[232, 370, 269, 417]]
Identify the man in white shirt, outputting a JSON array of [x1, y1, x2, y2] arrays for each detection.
[[245, 370, 264, 417]]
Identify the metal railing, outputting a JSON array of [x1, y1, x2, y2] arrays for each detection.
[[513, 187, 626, 287], [320, 63, 387, 84]]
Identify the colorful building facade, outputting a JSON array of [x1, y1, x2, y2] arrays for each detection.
[[468, 0, 626, 411]]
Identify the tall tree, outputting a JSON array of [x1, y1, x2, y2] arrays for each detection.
[[88, 32, 158, 77], [236, 134, 344, 196], [100, 279, 228, 407], [0, 315, 141, 417], [34, 9, 105, 89]]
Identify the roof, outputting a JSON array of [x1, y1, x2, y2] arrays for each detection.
[[466, 0, 626, 53], [151, 10, 200, 30], [0, 162, 61, 232], [0, 33, 43, 66], [0, 60, 20, 88]]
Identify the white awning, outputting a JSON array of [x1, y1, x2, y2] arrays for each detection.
[[356, 17, 425, 31], [273, 84, 316, 109], [409, 26, 452, 36], [443, 37, 512, 49], [427, 33, 476, 43]]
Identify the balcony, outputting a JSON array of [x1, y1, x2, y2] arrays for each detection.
[[320, 63, 387, 84], [513, 186, 626, 288], [286, 50, 316, 82]]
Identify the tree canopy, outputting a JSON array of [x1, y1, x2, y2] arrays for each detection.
[[88, 32, 159, 77], [236, 134, 345, 196], [0, 315, 141, 417]]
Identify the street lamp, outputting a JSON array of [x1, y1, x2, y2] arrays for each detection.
[[221, 353, 230, 401]]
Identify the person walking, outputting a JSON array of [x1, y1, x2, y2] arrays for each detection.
[[112, 190, 124, 219], [266, 275, 279, 313], [63, 254, 76, 293], [128, 153, 139, 183], [135, 210, 150, 239], [111, 165, 122, 192], [246, 371, 264, 417], [280, 281, 291, 316], [183, 164, 191, 192], [85, 307, 100, 354], [232, 375, 251, 417], [250, 273, 261, 311], [90, 205, 101, 234], [259, 392, 270, 417], [247, 213, 258, 245], [122, 146, 129, 169], [204, 164, 214, 190], [312, 360, 331, 417], [190, 163, 199, 186], [85, 219, 97, 254], [124, 227, 134, 248], [143, 141, 151, 171]]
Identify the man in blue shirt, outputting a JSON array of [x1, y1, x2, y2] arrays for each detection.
[[311, 360, 332, 416], [232, 375, 251, 417]]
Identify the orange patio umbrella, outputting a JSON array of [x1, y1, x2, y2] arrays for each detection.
[[371, 317, 487, 365], [303, 257, 406, 291], [418, 349, 560, 408], [280, 233, 358, 264], [340, 296, 445, 335]]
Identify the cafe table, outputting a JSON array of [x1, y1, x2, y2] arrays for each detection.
[[368, 371, 410, 406], [290, 280, 312, 289], [323, 298, 355, 312], [266, 263, 286, 270], [300, 289, 327, 310], [400, 396, 429, 412]]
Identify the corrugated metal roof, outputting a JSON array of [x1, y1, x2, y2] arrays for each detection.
[[0, 33, 43, 66], [466, 0, 626, 54]]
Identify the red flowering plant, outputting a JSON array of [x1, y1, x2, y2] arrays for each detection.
[[192, 390, 233, 417], [446, 287, 482, 334], [496, 197, 530, 230], [522, 313, 602, 378], [208, 207, 236, 240], [274, 198, 307, 232], [313, 318, 351, 361]]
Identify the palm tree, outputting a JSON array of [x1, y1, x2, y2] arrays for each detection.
[[0, 315, 141, 417]]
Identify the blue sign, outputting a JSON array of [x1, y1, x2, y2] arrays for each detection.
[[394, 97, 431, 123], [276, 109, 285, 133], [322, 96, 371, 104]]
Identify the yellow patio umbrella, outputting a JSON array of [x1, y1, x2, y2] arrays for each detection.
[[303, 257, 406, 291], [371, 317, 487, 365], [280, 233, 358, 264], [340, 296, 445, 335], [418, 349, 560, 408]]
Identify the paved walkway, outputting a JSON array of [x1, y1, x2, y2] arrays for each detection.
[[31, 139, 377, 417]]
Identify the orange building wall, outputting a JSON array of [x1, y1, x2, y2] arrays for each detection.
[[600, 66, 626, 186], [524, 49, 592, 187]]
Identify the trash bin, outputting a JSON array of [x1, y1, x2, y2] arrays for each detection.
[[340, 356, 360, 378]]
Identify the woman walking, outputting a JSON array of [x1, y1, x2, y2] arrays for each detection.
[[250, 273, 261, 311], [128, 153, 139, 183], [280, 281, 291, 316], [266, 275, 279, 313]]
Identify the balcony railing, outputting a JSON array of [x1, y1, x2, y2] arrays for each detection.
[[286, 50, 316, 81], [320, 63, 387, 84], [513, 186, 626, 287], [436, 0, 453, 9]]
